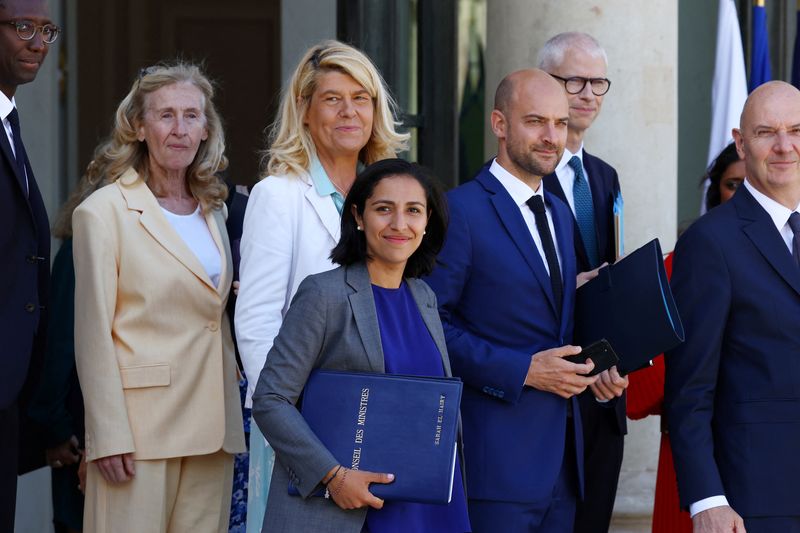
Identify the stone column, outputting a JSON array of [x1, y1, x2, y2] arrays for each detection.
[[485, 0, 679, 525], [281, 0, 336, 84]]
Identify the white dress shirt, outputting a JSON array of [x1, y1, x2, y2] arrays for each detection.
[[554, 143, 590, 216], [690, 178, 800, 518], [744, 179, 799, 252], [489, 159, 562, 275], [0, 91, 28, 191]]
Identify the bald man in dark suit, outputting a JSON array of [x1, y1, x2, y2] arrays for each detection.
[[667, 81, 800, 533]]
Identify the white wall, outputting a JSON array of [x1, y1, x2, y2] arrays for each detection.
[[281, 0, 337, 86]]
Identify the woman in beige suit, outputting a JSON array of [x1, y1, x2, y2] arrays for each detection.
[[72, 62, 245, 533]]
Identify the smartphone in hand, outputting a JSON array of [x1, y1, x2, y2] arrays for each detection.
[[564, 339, 619, 376]]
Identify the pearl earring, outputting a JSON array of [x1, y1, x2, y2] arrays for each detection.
[[357, 225, 363, 231]]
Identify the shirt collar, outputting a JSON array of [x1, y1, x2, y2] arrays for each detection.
[[555, 144, 583, 173], [308, 155, 337, 197], [489, 158, 543, 207], [0, 92, 15, 122], [744, 179, 799, 231], [307, 156, 365, 197]]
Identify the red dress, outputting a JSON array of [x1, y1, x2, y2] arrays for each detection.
[[626, 253, 692, 533]]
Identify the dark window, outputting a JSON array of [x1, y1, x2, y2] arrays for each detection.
[[338, 0, 459, 188]]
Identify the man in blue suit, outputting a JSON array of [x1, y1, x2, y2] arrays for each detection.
[[0, 0, 56, 529], [666, 81, 800, 533], [426, 69, 600, 532], [539, 32, 628, 533]]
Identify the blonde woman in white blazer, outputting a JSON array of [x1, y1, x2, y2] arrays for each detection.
[[234, 40, 408, 530]]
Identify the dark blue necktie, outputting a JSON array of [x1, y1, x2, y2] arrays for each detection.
[[7, 108, 29, 197], [569, 155, 599, 268], [789, 212, 800, 268], [527, 195, 562, 315]]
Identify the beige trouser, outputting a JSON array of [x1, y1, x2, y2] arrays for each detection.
[[83, 450, 234, 533]]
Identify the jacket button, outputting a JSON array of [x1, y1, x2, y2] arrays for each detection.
[[208, 322, 219, 332], [24, 303, 35, 312], [26, 255, 36, 264]]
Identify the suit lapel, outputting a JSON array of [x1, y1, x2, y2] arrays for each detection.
[[205, 207, 232, 297], [407, 279, 452, 377], [346, 264, 385, 372], [548, 192, 574, 320], [478, 170, 558, 315], [0, 113, 48, 252], [737, 187, 800, 297], [543, 171, 568, 205], [544, 168, 590, 271], [548, 194, 577, 335], [118, 168, 218, 293], [304, 179, 341, 242], [0, 121, 29, 203]]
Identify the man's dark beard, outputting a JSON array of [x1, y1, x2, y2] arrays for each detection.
[[507, 140, 560, 177]]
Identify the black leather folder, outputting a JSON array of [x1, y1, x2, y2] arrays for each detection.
[[574, 238, 684, 375]]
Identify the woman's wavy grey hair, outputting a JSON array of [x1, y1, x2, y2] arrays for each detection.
[[79, 61, 228, 213]]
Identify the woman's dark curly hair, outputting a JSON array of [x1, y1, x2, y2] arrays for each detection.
[[330, 158, 448, 278]]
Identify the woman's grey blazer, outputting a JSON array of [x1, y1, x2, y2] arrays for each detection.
[[251, 262, 453, 533]]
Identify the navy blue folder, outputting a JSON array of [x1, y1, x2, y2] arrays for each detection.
[[574, 238, 684, 375], [290, 370, 463, 504]]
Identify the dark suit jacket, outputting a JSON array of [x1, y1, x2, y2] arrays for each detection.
[[543, 150, 620, 273], [665, 185, 800, 517], [425, 166, 583, 503], [0, 109, 50, 411], [28, 239, 84, 449], [27, 238, 85, 528], [252, 263, 455, 533]]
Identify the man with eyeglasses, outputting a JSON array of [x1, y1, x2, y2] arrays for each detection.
[[0, 0, 60, 529], [539, 32, 628, 533]]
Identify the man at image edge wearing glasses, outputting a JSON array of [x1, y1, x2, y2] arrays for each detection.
[[0, 0, 60, 529]]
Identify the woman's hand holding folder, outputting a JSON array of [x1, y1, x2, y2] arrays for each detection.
[[324, 465, 395, 510]]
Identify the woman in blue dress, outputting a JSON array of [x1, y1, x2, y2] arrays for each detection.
[[251, 158, 471, 533]]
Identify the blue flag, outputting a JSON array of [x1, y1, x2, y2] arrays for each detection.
[[750, 1, 771, 92]]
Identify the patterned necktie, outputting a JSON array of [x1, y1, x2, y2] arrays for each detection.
[[526, 195, 563, 315], [7, 108, 29, 197], [788, 212, 800, 267], [569, 155, 599, 268]]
